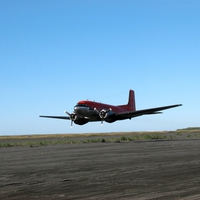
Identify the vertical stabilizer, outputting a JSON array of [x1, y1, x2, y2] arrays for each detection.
[[118, 89, 136, 111], [127, 90, 136, 111]]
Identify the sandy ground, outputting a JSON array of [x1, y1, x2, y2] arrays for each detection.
[[1, 134, 200, 200]]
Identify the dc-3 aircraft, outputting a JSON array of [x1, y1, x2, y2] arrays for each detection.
[[40, 90, 182, 127]]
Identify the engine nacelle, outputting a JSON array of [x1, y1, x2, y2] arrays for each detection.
[[99, 109, 115, 121], [99, 109, 108, 119], [74, 117, 89, 125], [70, 113, 77, 121]]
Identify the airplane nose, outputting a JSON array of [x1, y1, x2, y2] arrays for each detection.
[[74, 106, 79, 111], [74, 105, 90, 113]]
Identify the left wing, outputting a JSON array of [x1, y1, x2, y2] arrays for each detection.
[[39, 116, 70, 120], [116, 104, 182, 119]]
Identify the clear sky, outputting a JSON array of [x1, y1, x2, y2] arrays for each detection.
[[1, 0, 200, 135]]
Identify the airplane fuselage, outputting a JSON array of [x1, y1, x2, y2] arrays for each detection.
[[73, 100, 129, 125]]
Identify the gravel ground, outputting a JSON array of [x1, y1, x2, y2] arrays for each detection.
[[1, 135, 200, 199]]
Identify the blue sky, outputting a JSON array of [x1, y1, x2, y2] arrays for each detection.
[[1, 0, 200, 135]]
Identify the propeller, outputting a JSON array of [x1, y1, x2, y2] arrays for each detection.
[[94, 108, 112, 125], [64, 111, 77, 127]]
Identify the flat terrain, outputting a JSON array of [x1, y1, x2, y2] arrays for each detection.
[[1, 130, 200, 199]]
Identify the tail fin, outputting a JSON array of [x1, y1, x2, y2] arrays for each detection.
[[127, 89, 136, 111], [118, 89, 136, 111]]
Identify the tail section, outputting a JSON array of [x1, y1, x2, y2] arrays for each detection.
[[127, 89, 136, 111], [119, 89, 136, 111]]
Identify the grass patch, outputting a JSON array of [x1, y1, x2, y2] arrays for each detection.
[[187, 134, 191, 138], [0, 134, 170, 148], [2, 128, 200, 148]]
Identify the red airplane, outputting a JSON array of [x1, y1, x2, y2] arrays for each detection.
[[40, 90, 182, 126]]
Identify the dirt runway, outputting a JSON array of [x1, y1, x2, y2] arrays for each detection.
[[1, 136, 200, 199]]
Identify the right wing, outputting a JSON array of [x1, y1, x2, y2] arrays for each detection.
[[116, 104, 182, 119]]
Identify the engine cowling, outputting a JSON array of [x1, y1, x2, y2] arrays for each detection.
[[74, 117, 89, 125], [70, 113, 77, 121], [70, 113, 88, 125], [99, 109, 115, 122], [65, 111, 88, 126], [99, 109, 108, 119]]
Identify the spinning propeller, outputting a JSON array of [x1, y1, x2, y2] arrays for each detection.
[[94, 108, 112, 125], [64, 111, 77, 127]]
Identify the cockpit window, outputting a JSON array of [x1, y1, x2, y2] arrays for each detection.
[[74, 104, 92, 110], [75, 104, 88, 107]]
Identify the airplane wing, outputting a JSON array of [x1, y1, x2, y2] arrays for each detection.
[[39, 116, 70, 120], [116, 104, 182, 119]]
